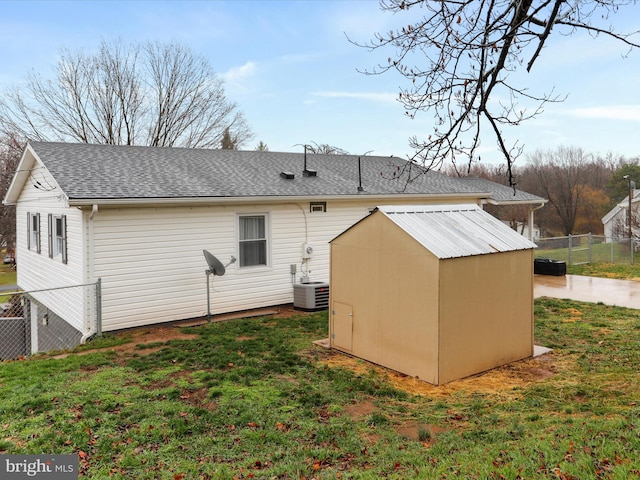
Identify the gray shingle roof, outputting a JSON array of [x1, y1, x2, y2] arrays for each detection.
[[455, 177, 546, 204], [25, 142, 542, 204]]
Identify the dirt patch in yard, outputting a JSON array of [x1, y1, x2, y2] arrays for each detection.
[[178, 386, 219, 411], [395, 420, 446, 443], [52, 305, 304, 361], [319, 349, 561, 399], [52, 326, 200, 360], [344, 400, 377, 420]]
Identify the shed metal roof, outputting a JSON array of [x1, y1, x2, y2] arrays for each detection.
[[376, 204, 537, 259]]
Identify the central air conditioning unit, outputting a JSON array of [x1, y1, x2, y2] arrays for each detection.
[[293, 282, 329, 311]]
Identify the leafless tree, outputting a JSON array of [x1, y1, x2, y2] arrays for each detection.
[[0, 134, 23, 255], [304, 142, 349, 155], [0, 40, 253, 149], [353, 0, 639, 186], [527, 146, 596, 235]]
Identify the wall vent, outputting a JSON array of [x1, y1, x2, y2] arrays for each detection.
[[293, 282, 329, 311]]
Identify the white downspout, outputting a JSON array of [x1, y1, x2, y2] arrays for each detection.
[[529, 202, 546, 242], [81, 204, 99, 343]]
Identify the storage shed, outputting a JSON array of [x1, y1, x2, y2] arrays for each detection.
[[329, 204, 537, 385]]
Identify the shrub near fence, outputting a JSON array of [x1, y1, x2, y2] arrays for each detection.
[[536, 234, 636, 265]]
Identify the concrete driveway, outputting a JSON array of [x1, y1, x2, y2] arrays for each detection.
[[534, 274, 640, 309]]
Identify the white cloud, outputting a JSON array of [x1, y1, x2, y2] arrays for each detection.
[[567, 105, 640, 122], [313, 90, 398, 103], [222, 61, 258, 96], [222, 61, 257, 84]]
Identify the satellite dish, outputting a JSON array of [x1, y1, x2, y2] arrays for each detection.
[[203, 250, 226, 276], [203, 250, 237, 321]]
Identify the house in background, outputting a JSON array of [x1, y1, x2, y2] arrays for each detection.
[[329, 204, 537, 385], [4, 142, 546, 353], [602, 189, 640, 242]]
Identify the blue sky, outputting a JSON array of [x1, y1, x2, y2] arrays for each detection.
[[1, 0, 639, 167]]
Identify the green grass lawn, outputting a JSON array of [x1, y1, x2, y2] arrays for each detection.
[[0, 263, 17, 287], [567, 262, 640, 280], [1, 301, 640, 479]]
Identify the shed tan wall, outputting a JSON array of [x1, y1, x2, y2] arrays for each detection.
[[330, 213, 441, 384], [438, 249, 534, 384]]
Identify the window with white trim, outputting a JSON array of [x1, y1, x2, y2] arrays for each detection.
[[238, 214, 268, 267], [27, 212, 41, 254], [48, 214, 67, 264]]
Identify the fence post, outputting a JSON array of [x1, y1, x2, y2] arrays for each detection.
[[611, 239, 614, 264], [632, 238, 635, 265], [568, 234, 573, 266], [588, 233, 592, 264]]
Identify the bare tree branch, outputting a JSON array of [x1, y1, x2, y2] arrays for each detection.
[[351, 0, 640, 186]]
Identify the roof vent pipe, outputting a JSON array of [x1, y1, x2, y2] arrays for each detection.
[[303, 144, 317, 177], [357, 157, 364, 192]]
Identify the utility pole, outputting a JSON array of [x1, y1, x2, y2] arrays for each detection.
[[623, 175, 635, 239]]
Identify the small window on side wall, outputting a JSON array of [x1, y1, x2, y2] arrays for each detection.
[[238, 214, 268, 267], [27, 212, 41, 254], [48, 214, 67, 264], [310, 202, 327, 213]]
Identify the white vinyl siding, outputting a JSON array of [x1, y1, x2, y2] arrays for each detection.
[[90, 203, 362, 331], [15, 163, 86, 332]]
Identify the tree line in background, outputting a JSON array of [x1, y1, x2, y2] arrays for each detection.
[[448, 146, 640, 237]]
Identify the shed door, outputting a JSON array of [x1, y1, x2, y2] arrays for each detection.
[[332, 302, 353, 351]]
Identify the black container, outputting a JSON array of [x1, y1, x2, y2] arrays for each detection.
[[534, 257, 567, 276]]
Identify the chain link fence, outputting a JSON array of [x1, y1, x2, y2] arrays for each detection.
[[0, 279, 101, 360], [536, 234, 636, 265]]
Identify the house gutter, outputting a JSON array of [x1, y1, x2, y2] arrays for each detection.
[[68, 192, 484, 208], [81, 204, 100, 344], [485, 199, 548, 206]]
